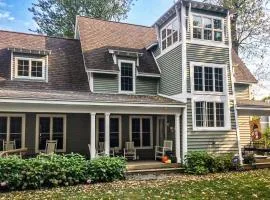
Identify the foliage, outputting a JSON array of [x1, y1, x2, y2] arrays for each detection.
[[0, 154, 126, 191], [28, 0, 135, 37], [1, 169, 270, 199], [87, 156, 126, 183], [263, 126, 270, 148], [243, 153, 256, 164], [184, 151, 236, 175]]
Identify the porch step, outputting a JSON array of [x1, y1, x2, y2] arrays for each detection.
[[127, 162, 180, 171], [126, 167, 185, 175], [255, 158, 270, 163]]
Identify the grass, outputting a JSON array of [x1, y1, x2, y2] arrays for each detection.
[[0, 169, 270, 200]]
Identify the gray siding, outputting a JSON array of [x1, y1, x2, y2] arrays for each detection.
[[93, 73, 118, 93], [136, 77, 158, 95], [156, 44, 182, 96], [186, 44, 232, 94], [235, 83, 250, 100]]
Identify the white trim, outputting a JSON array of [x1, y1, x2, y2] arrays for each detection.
[[45, 55, 49, 83], [14, 57, 46, 81], [0, 113, 26, 149], [156, 42, 183, 59], [146, 42, 158, 50], [129, 115, 153, 149], [89, 72, 94, 92], [181, 106, 188, 163], [181, 3, 187, 95], [86, 69, 119, 74], [90, 113, 96, 159], [118, 59, 136, 94], [10, 51, 14, 80], [96, 115, 122, 149], [175, 113, 181, 163], [190, 62, 227, 95], [136, 73, 160, 78], [35, 114, 67, 153], [151, 51, 162, 74], [156, 116, 167, 146], [237, 107, 270, 111]]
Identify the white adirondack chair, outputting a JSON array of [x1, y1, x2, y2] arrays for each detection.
[[44, 140, 57, 154], [155, 140, 173, 160], [3, 140, 16, 151], [97, 142, 105, 155], [124, 141, 137, 160]]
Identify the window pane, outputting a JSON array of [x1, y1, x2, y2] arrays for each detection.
[[214, 19, 222, 30], [142, 118, 151, 146], [53, 117, 64, 150], [193, 28, 202, 39], [142, 132, 150, 146], [167, 35, 172, 47], [31, 61, 43, 77], [193, 16, 202, 27], [214, 31, 222, 41], [0, 117, 7, 151], [110, 118, 119, 148], [196, 102, 204, 127], [40, 117, 50, 133], [121, 63, 133, 91], [216, 103, 225, 127], [10, 117, 22, 133], [167, 24, 172, 35], [204, 67, 213, 91], [132, 118, 141, 147], [207, 102, 215, 127], [142, 118, 150, 132], [162, 39, 167, 50], [161, 29, 166, 40], [204, 18, 212, 29], [132, 118, 140, 132], [98, 118, 104, 143], [215, 68, 223, 92], [173, 31, 178, 43], [194, 66, 203, 91], [204, 30, 212, 40], [172, 19, 178, 32], [17, 60, 29, 76]]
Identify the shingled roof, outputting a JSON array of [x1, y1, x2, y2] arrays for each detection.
[[232, 49, 257, 84], [77, 16, 160, 74]]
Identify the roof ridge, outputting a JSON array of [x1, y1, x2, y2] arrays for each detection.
[[0, 29, 79, 41], [78, 16, 153, 29]]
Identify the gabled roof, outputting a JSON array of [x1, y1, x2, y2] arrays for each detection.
[[77, 16, 159, 74], [232, 49, 257, 84]]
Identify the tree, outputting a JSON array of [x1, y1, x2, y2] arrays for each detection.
[[204, 0, 270, 56], [29, 0, 135, 38]]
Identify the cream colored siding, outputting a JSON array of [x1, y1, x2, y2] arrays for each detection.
[[235, 83, 250, 100], [238, 115, 251, 147]]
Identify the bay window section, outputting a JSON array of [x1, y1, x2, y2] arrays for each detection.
[[130, 116, 152, 148], [161, 18, 179, 50], [193, 15, 223, 42], [195, 101, 225, 129]]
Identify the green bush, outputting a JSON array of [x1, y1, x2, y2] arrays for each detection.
[[0, 154, 126, 191], [243, 154, 256, 164], [184, 151, 236, 175], [87, 156, 126, 183]]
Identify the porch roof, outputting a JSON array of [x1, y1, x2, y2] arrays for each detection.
[[0, 89, 184, 106]]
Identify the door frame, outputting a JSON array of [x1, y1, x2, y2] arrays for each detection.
[[156, 116, 167, 146]]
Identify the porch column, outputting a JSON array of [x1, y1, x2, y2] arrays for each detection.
[[105, 112, 110, 155], [175, 113, 181, 163], [90, 113, 96, 159], [182, 107, 188, 163]]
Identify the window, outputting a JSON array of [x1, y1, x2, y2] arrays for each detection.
[[161, 18, 179, 50], [96, 116, 121, 148], [119, 60, 135, 93], [193, 15, 223, 42], [15, 58, 45, 80], [130, 116, 152, 148], [0, 115, 25, 151], [36, 115, 66, 152], [193, 65, 224, 93], [195, 101, 225, 128]]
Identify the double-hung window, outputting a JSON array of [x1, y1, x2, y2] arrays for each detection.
[[0, 114, 25, 151], [193, 15, 223, 42], [161, 18, 179, 50], [130, 116, 152, 148], [195, 101, 225, 128], [119, 60, 135, 93], [15, 57, 45, 80], [194, 65, 224, 93]]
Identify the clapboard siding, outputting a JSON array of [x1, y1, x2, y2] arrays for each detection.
[[186, 44, 232, 94], [156, 44, 182, 96], [136, 77, 158, 95], [238, 115, 251, 147], [230, 100, 237, 130], [93, 73, 118, 93], [235, 83, 250, 100]]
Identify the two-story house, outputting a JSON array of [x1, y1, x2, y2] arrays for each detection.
[[0, 0, 267, 164]]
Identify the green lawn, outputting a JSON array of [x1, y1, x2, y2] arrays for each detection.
[[1, 169, 270, 200]]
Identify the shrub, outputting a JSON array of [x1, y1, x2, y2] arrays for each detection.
[[0, 154, 126, 191], [184, 151, 236, 175], [243, 154, 256, 164], [87, 156, 126, 183]]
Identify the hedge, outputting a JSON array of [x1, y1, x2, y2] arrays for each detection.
[[0, 154, 126, 191]]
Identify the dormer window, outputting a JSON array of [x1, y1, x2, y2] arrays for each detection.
[[15, 57, 45, 80], [161, 18, 179, 50], [192, 15, 223, 42], [118, 60, 136, 94]]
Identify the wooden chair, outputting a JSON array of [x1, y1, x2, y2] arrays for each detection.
[[3, 140, 16, 151], [97, 142, 105, 155], [44, 140, 57, 154], [124, 142, 136, 160], [155, 140, 173, 160]]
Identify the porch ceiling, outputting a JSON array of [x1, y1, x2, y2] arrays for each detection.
[[237, 100, 270, 116]]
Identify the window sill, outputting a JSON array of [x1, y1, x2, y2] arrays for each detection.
[[119, 91, 136, 95], [192, 127, 231, 132], [193, 91, 226, 96], [14, 77, 46, 82]]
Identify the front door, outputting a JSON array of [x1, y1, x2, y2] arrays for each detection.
[[156, 116, 167, 146]]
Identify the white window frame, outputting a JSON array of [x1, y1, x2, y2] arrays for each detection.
[[15, 57, 46, 80], [118, 59, 136, 94], [191, 13, 224, 43], [0, 113, 26, 149], [35, 114, 67, 153], [190, 62, 227, 95], [129, 116, 153, 149], [160, 17, 180, 52], [96, 115, 122, 149]]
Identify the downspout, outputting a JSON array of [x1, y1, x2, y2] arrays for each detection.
[[227, 11, 243, 165]]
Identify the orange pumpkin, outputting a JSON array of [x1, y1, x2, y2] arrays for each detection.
[[162, 156, 169, 163]]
